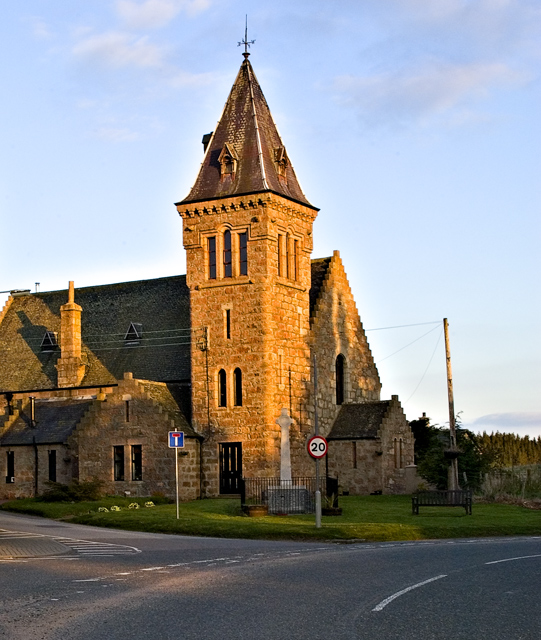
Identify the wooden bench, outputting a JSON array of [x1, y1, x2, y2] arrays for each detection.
[[412, 490, 472, 515]]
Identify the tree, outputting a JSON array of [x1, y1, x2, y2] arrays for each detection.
[[409, 414, 494, 490]]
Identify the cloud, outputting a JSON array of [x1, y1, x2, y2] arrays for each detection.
[[334, 61, 528, 127], [27, 16, 54, 40], [73, 31, 166, 69], [94, 126, 140, 142], [72, 30, 215, 90], [116, 0, 211, 30], [472, 412, 541, 432]]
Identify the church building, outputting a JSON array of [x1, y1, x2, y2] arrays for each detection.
[[0, 51, 415, 501]]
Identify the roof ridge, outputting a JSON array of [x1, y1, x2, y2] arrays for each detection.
[[28, 274, 187, 297], [246, 59, 269, 191]]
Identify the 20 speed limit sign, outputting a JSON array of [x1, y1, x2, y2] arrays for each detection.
[[307, 435, 328, 459]]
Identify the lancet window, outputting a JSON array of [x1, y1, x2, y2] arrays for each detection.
[[336, 354, 345, 405], [234, 368, 243, 407], [218, 369, 227, 407]]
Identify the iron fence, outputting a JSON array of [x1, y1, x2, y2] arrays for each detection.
[[241, 476, 338, 514]]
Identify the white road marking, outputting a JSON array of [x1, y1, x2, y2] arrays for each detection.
[[372, 575, 447, 612], [0, 528, 141, 557], [74, 578, 101, 582], [486, 554, 541, 565]]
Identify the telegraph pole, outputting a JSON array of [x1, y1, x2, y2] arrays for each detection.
[[444, 318, 459, 490]]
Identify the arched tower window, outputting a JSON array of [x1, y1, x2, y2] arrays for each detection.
[[208, 236, 216, 280], [285, 233, 290, 278], [336, 354, 345, 405], [239, 232, 248, 276], [223, 230, 232, 278], [234, 368, 242, 407], [218, 369, 227, 407]]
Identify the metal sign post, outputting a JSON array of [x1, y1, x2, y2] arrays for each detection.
[[313, 356, 321, 528], [175, 449, 179, 519], [168, 431, 185, 520]]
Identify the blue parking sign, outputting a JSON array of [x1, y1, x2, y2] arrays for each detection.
[[168, 431, 184, 448]]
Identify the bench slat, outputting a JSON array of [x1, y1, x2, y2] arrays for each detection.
[[412, 490, 472, 515]]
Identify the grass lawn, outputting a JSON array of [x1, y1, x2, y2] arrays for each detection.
[[1, 495, 540, 543]]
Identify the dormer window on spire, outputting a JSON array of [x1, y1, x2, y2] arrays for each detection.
[[274, 146, 289, 182], [218, 143, 239, 181]]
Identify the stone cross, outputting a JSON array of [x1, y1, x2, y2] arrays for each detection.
[[276, 408, 293, 483]]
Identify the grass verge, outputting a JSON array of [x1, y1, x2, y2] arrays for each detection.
[[1, 495, 540, 543]]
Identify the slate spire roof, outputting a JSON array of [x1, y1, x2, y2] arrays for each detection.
[[178, 54, 316, 209]]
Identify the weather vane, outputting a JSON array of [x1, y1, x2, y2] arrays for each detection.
[[238, 15, 255, 57]]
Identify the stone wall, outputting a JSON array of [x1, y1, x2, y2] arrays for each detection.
[[379, 396, 415, 494], [327, 439, 383, 495], [70, 375, 200, 500], [0, 376, 200, 501], [0, 443, 71, 500], [294, 251, 382, 477]]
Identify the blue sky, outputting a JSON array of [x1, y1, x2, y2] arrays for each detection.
[[1, 0, 539, 436]]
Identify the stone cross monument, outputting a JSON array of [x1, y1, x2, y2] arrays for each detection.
[[276, 408, 293, 483]]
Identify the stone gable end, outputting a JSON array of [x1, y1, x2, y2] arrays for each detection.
[[309, 251, 381, 437]]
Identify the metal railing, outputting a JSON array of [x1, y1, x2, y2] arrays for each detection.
[[241, 476, 338, 514]]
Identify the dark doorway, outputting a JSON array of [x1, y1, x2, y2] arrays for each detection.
[[219, 442, 242, 494]]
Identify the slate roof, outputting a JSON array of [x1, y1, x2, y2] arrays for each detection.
[[0, 398, 93, 446], [0, 276, 191, 392], [309, 257, 331, 317], [139, 381, 197, 437], [178, 55, 316, 209], [327, 402, 391, 440]]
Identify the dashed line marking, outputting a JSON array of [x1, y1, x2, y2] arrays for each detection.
[[74, 578, 101, 582]]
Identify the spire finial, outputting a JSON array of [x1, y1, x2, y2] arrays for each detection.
[[238, 15, 255, 58]]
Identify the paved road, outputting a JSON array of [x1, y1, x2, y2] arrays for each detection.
[[1, 511, 540, 639]]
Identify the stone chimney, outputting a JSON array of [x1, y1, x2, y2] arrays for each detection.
[[56, 281, 86, 387]]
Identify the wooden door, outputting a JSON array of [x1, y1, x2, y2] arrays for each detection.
[[219, 442, 243, 494]]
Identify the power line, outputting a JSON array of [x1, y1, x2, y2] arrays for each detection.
[[87, 341, 192, 352], [365, 321, 441, 332], [404, 327, 444, 403], [81, 327, 193, 339], [375, 324, 441, 364]]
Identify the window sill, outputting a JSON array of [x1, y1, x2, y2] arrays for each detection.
[[196, 277, 251, 290], [275, 278, 306, 292]]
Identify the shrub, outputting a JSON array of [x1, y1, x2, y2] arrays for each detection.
[[39, 478, 103, 502], [68, 479, 103, 501], [39, 482, 72, 502], [150, 491, 174, 505]]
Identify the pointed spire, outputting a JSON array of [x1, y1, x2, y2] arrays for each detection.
[[178, 56, 316, 209]]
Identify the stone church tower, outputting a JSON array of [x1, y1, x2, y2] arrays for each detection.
[[176, 52, 318, 494]]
